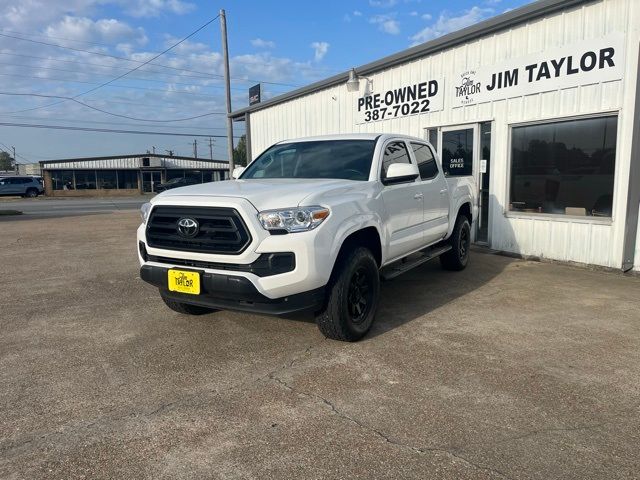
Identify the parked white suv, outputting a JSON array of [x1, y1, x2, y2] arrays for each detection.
[[137, 134, 476, 341]]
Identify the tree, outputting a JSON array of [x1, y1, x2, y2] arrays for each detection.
[[0, 151, 14, 171], [233, 135, 247, 167]]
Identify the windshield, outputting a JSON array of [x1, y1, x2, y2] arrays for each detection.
[[241, 140, 376, 181]]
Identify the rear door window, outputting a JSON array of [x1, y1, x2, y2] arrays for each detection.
[[410, 143, 439, 180]]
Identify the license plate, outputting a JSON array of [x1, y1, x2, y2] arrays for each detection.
[[168, 269, 200, 295]]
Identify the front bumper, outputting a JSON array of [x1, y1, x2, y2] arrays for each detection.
[[140, 265, 325, 315]]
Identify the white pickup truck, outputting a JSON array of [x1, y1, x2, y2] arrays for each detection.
[[137, 134, 476, 341]]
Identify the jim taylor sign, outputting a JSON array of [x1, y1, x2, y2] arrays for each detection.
[[452, 35, 624, 107]]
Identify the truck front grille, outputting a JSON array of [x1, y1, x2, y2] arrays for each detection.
[[146, 206, 252, 254]]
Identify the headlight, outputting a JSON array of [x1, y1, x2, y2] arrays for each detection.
[[258, 206, 330, 233], [140, 202, 152, 224]]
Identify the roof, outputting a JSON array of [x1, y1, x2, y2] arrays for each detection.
[[230, 0, 592, 119], [39, 153, 228, 166], [274, 133, 424, 143]]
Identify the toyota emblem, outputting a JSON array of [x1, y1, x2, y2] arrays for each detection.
[[177, 217, 199, 238]]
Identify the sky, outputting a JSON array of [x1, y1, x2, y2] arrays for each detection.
[[0, 0, 533, 163]]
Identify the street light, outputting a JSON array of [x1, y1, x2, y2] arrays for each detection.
[[346, 68, 360, 92]]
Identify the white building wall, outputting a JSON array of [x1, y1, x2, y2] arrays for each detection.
[[248, 0, 640, 269]]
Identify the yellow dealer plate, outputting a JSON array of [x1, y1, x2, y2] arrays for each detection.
[[168, 269, 200, 295]]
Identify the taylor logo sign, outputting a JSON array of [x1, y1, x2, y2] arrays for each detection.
[[451, 35, 624, 107], [356, 78, 444, 124], [455, 70, 480, 105]]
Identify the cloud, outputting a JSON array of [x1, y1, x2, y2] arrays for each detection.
[[409, 11, 418, 16], [369, 0, 397, 7], [370, 14, 400, 35], [410, 6, 493, 45], [310, 41, 329, 62], [251, 38, 276, 49], [353, 10, 363, 16], [421, 13, 432, 20], [44, 16, 148, 45]]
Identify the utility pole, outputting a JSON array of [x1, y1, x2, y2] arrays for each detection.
[[208, 137, 214, 160], [193, 139, 198, 158], [220, 9, 234, 174], [11, 146, 16, 172], [152, 146, 156, 154]]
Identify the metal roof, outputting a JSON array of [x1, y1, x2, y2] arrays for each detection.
[[40, 153, 228, 166], [230, 0, 593, 119]]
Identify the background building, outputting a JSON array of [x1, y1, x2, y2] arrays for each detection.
[[231, 0, 640, 272], [40, 153, 229, 196]]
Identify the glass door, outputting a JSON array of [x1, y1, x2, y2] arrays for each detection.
[[142, 171, 162, 193], [432, 123, 492, 244]]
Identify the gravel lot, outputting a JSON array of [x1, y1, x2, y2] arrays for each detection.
[[1, 211, 639, 479]]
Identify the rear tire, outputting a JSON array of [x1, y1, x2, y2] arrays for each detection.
[[160, 293, 217, 315], [315, 247, 380, 342], [440, 215, 471, 271], [24, 188, 38, 198]]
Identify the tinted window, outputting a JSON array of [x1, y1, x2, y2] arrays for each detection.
[[510, 116, 617, 216], [411, 143, 439, 180], [442, 128, 474, 176], [97, 170, 117, 189], [381, 141, 411, 179], [243, 140, 376, 181], [75, 170, 96, 189]]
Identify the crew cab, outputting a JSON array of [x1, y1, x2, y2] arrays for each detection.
[[137, 134, 476, 341]]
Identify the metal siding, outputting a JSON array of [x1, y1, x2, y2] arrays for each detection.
[[248, 0, 637, 268]]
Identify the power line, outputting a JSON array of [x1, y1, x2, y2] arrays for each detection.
[[2, 15, 221, 115], [0, 60, 261, 92], [0, 122, 243, 138], [0, 32, 302, 87], [0, 92, 227, 122], [3, 114, 238, 131], [0, 71, 230, 99]]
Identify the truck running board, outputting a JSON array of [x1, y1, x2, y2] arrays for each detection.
[[380, 244, 452, 281]]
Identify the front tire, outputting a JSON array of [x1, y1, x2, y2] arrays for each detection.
[[315, 247, 380, 342], [440, 216, 471, 271], [160, 292, 217, 315], [24, 188, 38, 198]]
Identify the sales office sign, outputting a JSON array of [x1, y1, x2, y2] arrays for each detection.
[[452, 35, 624, 107], [355, 78, 444, 124]]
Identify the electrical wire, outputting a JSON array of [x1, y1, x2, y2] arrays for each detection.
[[0, 122, 242, 138], [1, 15, 221, 115], [0, 92, 226, 122], [0, 33, 302, 87]]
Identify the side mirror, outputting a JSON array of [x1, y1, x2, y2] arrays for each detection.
[[232, 166, 246, 179], [382, 163, 420, 185]]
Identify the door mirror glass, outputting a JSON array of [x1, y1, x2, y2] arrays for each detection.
[[232, 166, 245, 179], [383, 163, 419, 185]]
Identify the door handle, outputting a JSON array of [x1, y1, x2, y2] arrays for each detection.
[[414, 193, 424, 200], [439, 188, 448, 195]]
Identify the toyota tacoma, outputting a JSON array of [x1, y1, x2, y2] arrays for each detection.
[[137, 134, 476, 341]]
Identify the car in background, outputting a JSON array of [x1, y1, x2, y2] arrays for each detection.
[[0, 176, 44, 197], [154, 176, 200, 193]]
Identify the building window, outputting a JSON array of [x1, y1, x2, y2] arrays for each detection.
[[117, 170, 138, 189], [51, 170, 74, 190], [410, 143, 439, 180], [441, 128, 474, 177], [166, 170, 186, 181], [142, 157, 150, 167], [510, 115, 617, 217], [74, 170, 97, 189], [97, 170, 117, 189]]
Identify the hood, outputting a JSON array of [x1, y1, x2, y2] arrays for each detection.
[[154, 178, 364, 211]]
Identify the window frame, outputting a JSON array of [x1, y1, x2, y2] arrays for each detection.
[[409, 141, 441, 181], [378, 139, 417, 184], [505, 111, 619, 223]]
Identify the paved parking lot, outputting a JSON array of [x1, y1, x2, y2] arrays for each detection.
[[1, 211, 639, 479]]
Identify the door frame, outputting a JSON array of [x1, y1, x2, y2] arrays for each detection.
[[434, 123, 487, 244]]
